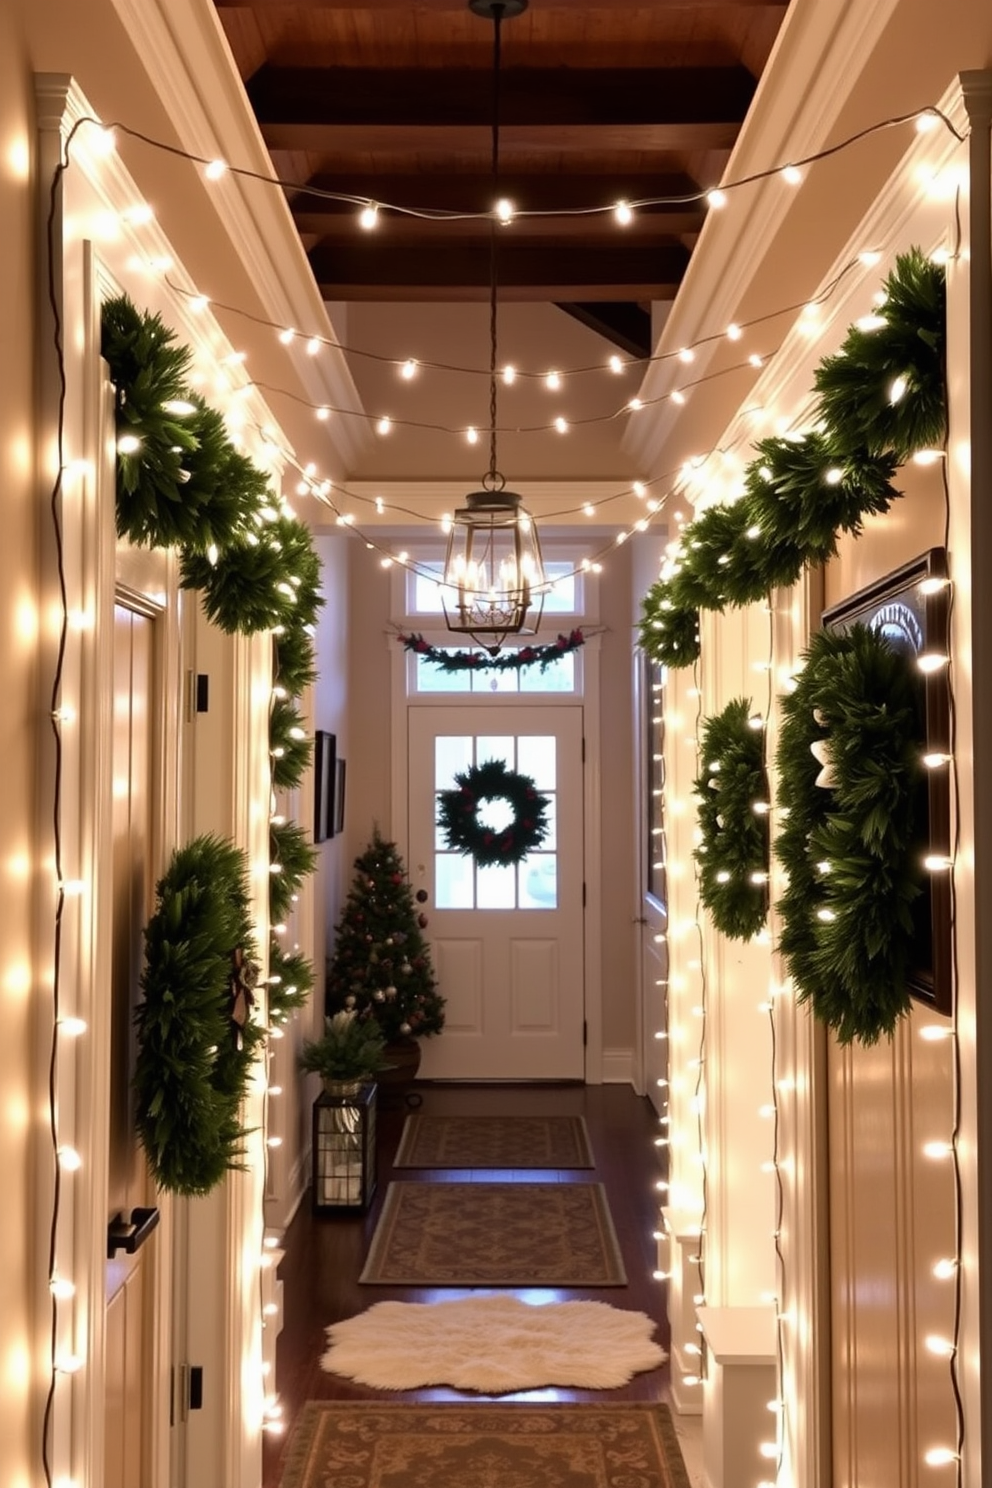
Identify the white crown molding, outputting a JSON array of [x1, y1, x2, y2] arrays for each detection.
[[106, 0, 371, 472], [624, 0, 911, 470]]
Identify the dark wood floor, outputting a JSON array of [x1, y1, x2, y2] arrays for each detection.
[[263, 1082, 671, 1487]]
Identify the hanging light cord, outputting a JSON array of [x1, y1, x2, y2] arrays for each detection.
[[486, 3, 504, 490]]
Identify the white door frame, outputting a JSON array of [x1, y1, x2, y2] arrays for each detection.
[[389, 631, 604, 1082]]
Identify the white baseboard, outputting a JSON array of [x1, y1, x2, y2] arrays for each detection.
[[601, 1047, 634, 1084]]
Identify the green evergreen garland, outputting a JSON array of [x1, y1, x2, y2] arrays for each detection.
[[639, 250, 946, 670], [267, 944, 315, 1022], [693, 698, 770, 940], [814, 248, 947, 462], [325, 828, 445, 1040], [274, 621, 318, 697], [180, 514, 324, 636], [775, 625, 923, 1044], [269, 820, 318, 924], [133, 835, 265, 1196], [269, 697, 312, 791], [402, 629, 585, 672]]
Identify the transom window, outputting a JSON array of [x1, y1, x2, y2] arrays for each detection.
[[414, 647, 577, 696]]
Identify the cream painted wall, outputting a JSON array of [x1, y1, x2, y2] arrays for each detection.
[[0, 13, 42, 1485]]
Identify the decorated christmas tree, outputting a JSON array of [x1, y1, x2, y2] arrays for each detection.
[[325, 828, 445, 1042]]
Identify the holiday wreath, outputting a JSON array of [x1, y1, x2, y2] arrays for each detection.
[[133, 835, 265, 1196], [437, 758, 551, 868], [775, 624, 923, 1045], [693, 697, 770, 941]]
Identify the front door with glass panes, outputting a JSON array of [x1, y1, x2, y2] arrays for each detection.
[[408, 705, 585, 1079]]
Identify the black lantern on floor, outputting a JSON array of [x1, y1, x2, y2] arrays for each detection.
[[312, 1082, 378, 1213], [441, 0, 545, 654]]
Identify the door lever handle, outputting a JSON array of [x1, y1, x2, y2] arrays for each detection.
[[107, 1206, 160, 1258]]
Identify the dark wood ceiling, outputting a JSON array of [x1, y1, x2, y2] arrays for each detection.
[[215, 0, 788, 353]]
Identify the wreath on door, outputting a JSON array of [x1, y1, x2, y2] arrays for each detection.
[[437, 758, 551, 868]]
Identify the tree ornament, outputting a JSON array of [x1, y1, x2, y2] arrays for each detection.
[[416, 889, 428, 903], [437, 758, 551, 868], [418, 913, 429, 928]]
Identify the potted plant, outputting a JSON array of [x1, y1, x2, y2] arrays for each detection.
[[298, 1010, 391, 1096]]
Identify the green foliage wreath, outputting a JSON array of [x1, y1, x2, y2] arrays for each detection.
[[133, 835, 266, 1196], [437, 758, 551, 868], [693, 698, 770, 940], [775, 625, 923, 1044], [639, 249, 946, 670]]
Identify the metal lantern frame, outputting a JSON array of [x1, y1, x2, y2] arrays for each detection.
[[311, 1082, 378, 1214], [442, 488, 545, 648]]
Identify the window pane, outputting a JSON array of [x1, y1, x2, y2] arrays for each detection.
[[540, 793, 558, 851], [519, 854, 557, 909], [477, 861, 516, 909], [472, 667, 519, 694], [435, 735, 472, 788], [517, 735, 556, 790], [542, 563, 579, 613], [436, 853, 474, 908], [518, 653, 574, 693], [475, 736, 514, 769], [416, 655, 464, 693], [412, 563, 446, 614]]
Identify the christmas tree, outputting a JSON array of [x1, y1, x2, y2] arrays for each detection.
[[325, 828, 445, 1041]]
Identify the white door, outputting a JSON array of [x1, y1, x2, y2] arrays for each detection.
[[408, 705, 585, 1079]]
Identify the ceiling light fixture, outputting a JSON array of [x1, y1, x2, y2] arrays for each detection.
[[443, 0, 544, 653]]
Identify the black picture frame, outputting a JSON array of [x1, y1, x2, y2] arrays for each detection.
[[334, 758, 346, 836], [822, 548, 951, 1015], [314, 731, 336, 843]]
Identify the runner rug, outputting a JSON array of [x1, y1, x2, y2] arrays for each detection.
[[321, 1295, 666, 1391], [393, 1114, 594, 1169], [278, 1402, 691, 1488], [358, 1181, 627, 1286]]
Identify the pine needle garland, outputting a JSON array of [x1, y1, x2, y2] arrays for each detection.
[[274, 621, 318, 698], [180, 514, 324, 637], [269, 698, 312, 791], [267, 944, 315, 1021], [693, 698, 769, 940], [814, 248, 947, 462], [638, 586, 701, 669], [133, 835, 265, 1196], [269, 820, 318, 924], [775, 625, 923, 1044]]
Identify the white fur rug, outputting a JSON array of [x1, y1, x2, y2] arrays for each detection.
[[320, 1294, 667, 1392]]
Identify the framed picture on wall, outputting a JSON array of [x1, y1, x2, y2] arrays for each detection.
[[314, 731, 336, 843], [822, 548, 951, 1014], [334, 758, 346, 836]]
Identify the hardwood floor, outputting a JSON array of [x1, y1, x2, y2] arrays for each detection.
[[263, 1082, 672, 1487]]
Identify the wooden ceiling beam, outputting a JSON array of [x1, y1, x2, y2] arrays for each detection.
[[308, 242, 689, 300], [218, 0, 783, 9], [247, 64, 756, 128]]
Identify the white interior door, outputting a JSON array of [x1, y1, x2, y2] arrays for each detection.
[[408, 705, 585, 1079]]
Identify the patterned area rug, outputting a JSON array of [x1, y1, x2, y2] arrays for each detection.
[[359, 1182, 627, 1286], [393, 1114, 594, 1169], [278, 1403, 691, 1488]]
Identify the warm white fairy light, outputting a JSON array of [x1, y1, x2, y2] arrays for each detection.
[[614, 199, 633, 226], [401, 358, 418, 380], [204, 158, 228, 180], [924, 1448, 958, 1466], [554, 416, 568, 434], [376, 416, 392, 436], [917, 652, 949, 674], [495, 197, 514, 223], [58, 1016, 88, 1037], [545, 370, 561, 390], [781, 164, 803, 185], [466, 426, 479, 445], [609, 354, 624, 374], [502, 364, 516, 385], [706, 188, 727, 209], [359, 203, 379, 230], [726, 322, 742, 340], [671, 389, 686, 406]]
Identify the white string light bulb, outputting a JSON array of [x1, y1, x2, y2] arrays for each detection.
[[359, 203, 379, 230]]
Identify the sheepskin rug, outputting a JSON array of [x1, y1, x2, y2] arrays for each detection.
[[320, 1294, 667, 1392]]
